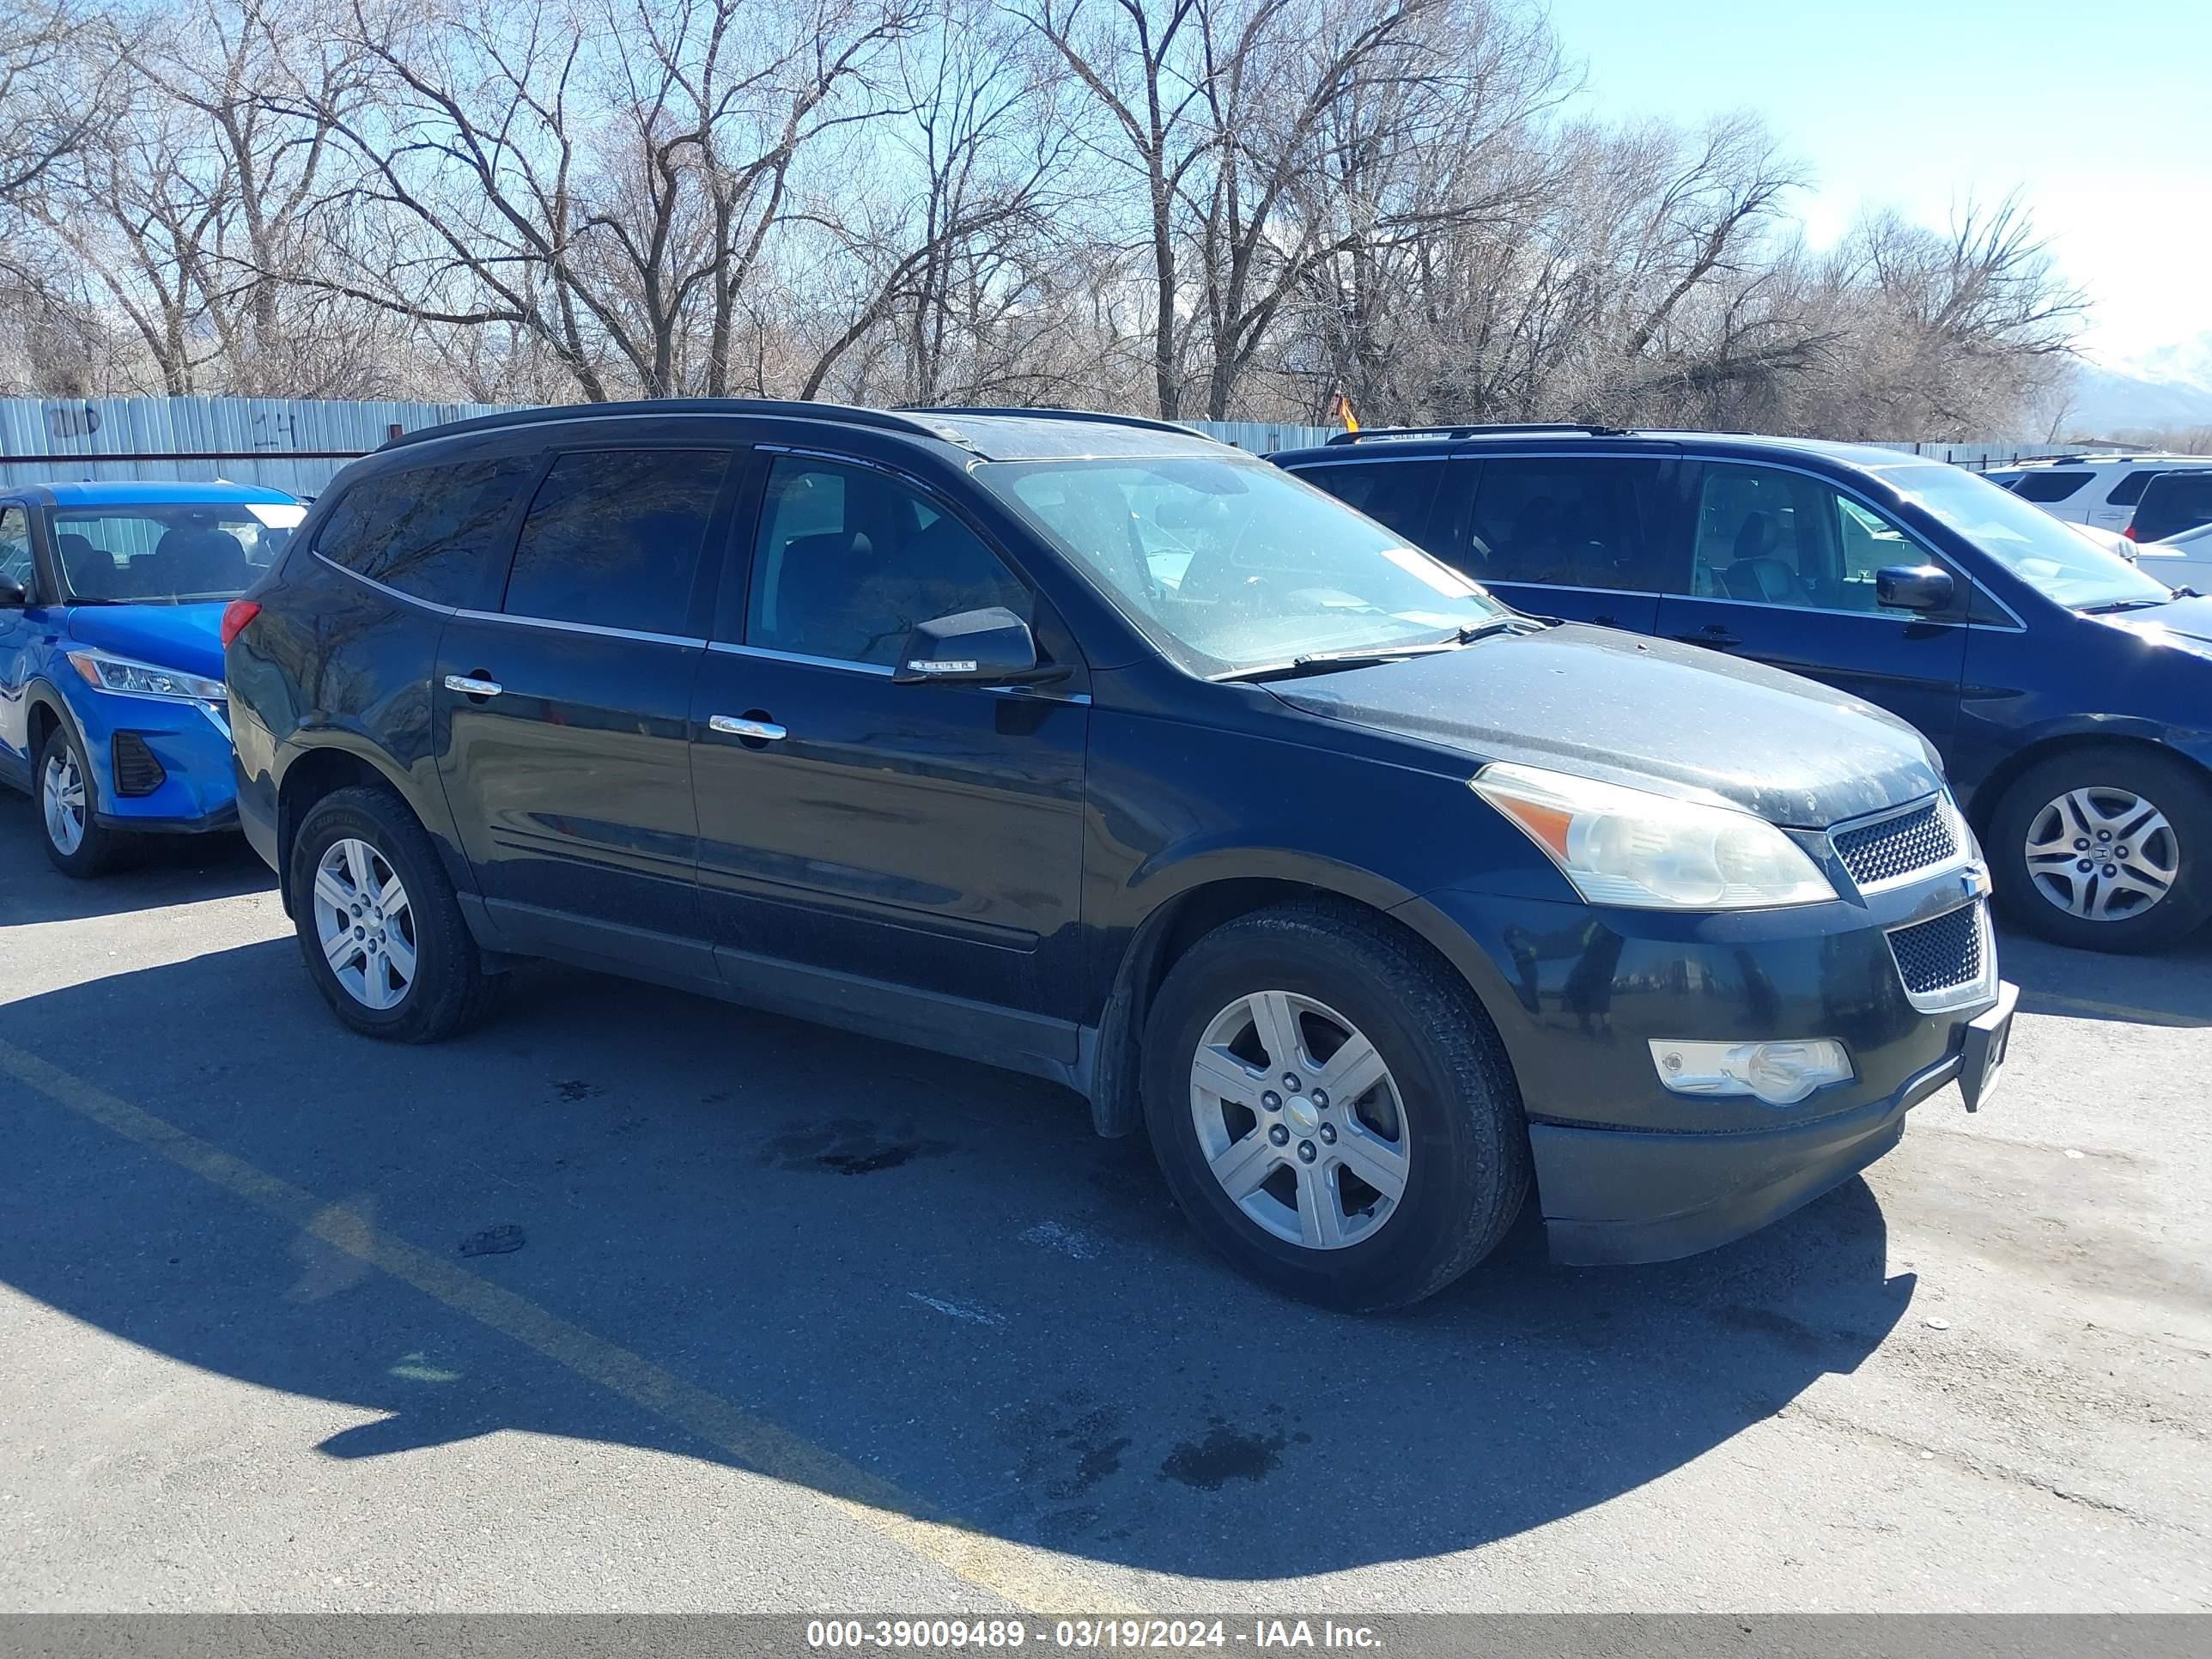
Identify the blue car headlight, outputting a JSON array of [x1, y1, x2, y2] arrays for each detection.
[[67, 648, 228, 721]]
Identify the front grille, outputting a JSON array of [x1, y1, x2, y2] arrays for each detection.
[[1888, 902, 1985, 1002], [1832, 799, 1959, 889], [112, 731, 166, 796]]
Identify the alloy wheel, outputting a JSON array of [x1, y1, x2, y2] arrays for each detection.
[[2024, 786, 2179, 922], [40, 748, 87, 856], [1188, 990, 1409, 1250], [312, 837, 417, 1010]]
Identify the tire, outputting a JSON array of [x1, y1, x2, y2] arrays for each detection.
[[289, 784, 500, 1042], [1141, 902, 1529, 1311], [1987, 747, 2212, 953], [34, 722, 126, 878]]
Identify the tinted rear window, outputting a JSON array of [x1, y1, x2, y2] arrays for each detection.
[[2107, 468, 2168, 507], [1462, 458, 1672, 592], [1287, 461, 1444, 549], [2132, 473, 2212, 542], [2008, 470, 2091, 502], [316, 457, 534, 607], [501, 449, 732, 636]]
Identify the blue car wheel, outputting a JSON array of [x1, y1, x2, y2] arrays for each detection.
[[35, 722, 125, 878]]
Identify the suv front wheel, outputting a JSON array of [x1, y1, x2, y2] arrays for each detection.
[[1141, 902, 1529, 1310], [290, 784, 500, 1041]]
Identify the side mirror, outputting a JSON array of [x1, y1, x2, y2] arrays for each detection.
[[891, 606, 1066, 686], [1875, 564, 1954, 612], [0, 572, 26, 608]]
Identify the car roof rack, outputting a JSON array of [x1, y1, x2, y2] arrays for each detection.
[[1323, 422, 1632, 446], [380, 397, 987, 453], [897, 404, 1210, 441]]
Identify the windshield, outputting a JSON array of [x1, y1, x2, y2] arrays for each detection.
[[975, 455, 1506, 674], [53, 500, 306, 605], [1882, 465, 2173, 610]]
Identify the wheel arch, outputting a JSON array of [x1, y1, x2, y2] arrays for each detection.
[[1085, 853, 1504, 1139], [273, 743, 424, 914], [1964, 728, 2212, 836], [25, 679, 82, 763]]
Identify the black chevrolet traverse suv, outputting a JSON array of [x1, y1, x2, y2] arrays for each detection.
[[224, 402, 2014, 1309]]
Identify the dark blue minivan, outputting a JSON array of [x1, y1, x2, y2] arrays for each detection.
[[1275, 427, 2212, 953]]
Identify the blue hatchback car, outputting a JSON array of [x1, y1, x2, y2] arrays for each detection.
[[0, 481, 306, 875], [1275, 426, 2212, 953]]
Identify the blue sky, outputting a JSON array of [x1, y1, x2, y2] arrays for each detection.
[[1542, 0, 2212, 365]]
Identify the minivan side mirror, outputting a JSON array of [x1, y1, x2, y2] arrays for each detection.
[[0, 572, 26, 608], [891, 606, 1067, 686], [1875, 564, 1954, 612]]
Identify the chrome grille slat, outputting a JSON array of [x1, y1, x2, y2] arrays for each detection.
[[1887, 900, 1991, 1010]]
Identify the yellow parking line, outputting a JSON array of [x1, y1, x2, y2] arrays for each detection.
[[0, 1038, 1139, 1615], [2016, 994, 2209, 1029]]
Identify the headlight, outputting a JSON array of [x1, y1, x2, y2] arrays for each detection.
[[67, 649, 226, 705], [1471, 761, 1835, 910]]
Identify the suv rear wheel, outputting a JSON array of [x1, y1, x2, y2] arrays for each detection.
[[290, 784, 500, 1041], [1142, 902, 1528, 1310], [1990, 749, 2212, 952]]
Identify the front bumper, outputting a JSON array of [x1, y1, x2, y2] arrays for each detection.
[[1405, 871, 2009, 1266], [75, 693, 239, 833]]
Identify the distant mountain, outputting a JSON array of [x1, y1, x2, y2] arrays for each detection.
[[2069, 331, 2212, 437]]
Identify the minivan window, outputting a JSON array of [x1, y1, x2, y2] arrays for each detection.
[[1286, 461, 1443, 548], [979, 455, 1504, 676], [746, 457, 1030, 667], [1464, 458, 1669, 592], [1883, 464, 2172, 610], [502, 449, 731, 637], [318, 457, 534, 608], [2008, 470, 2091, 503]]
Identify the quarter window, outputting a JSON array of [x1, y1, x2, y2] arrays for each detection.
[[502, 450, 732, 636], [1689, 463, 1938, 615], [0, 507, 30, 593], [1287, 461, 1443, 548], [2106, 469, 2167, 507], [746, 459, 1029, 667], [317, 456, 535, 609], [1463, 458, 1669, 592]]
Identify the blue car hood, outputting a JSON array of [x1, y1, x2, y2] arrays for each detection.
[[2094, 594, 2212, 650], [65, 604, 227, 682]]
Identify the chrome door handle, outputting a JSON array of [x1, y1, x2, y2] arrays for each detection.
[[443, 673, 503, 697], [710, 714, 787, 742]]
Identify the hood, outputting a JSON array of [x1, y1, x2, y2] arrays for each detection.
[[65, 603, 226, 683], [1270, 624, 1943, 828], [2093, 593, 2212, 650]]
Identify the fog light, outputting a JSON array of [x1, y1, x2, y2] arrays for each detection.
[[1650, 1038, 1853, 1106]]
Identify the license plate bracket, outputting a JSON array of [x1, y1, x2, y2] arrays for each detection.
[[1957, 980, 2018, 1113]]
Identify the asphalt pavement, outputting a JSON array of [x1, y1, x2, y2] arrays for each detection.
[[2, 805, 2208, 1613]]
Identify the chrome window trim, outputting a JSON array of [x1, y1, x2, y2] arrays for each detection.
[[313, 550, 459, 615], [1887, 898, 1999, 1014], [708, 641, 895, 677], [451, 608, 704, 649], [1650, 590, 2027, 635]]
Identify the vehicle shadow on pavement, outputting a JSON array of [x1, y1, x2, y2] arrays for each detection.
[[0, 812, 273, 927], [1996, 922, 2212, 1028], [1, 939, 1915, 1583]]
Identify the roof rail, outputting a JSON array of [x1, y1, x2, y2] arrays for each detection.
[[1323, 422, 1632, 446], [380, 397, 979, 453], [896, 404, 1211, 441]]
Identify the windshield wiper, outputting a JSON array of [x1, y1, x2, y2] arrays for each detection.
[[2077, 598, 2169, 615], [1221, 619, 1540, 684]]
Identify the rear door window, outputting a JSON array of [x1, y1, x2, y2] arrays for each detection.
[[1462, 458, 1673, 592], [2106, 469, 2167, 507], [1285, 461, 1444, 549], [317, 456, 535, 609], [2008, 470, 2092, 503], [501, 449, 733, 637]]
